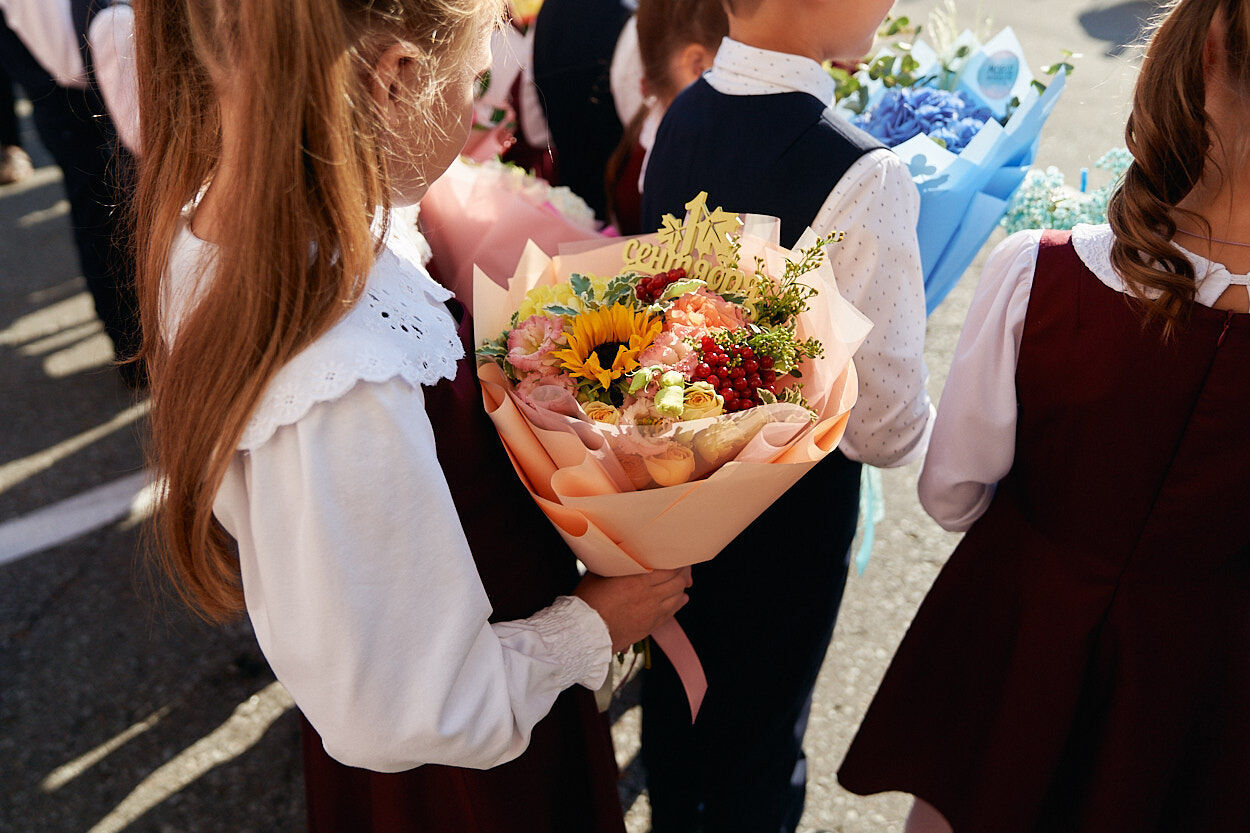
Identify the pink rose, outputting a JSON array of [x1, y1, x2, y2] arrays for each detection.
[[637, 331, 699, 376], [665, 288, 746, 333], [507, 314, 567, 374]]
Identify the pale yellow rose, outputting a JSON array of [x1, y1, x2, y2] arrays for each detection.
[[644, 444, 696, 487], [681, 382, 724, 420], [583, 401, 622, 425], [517, 283, 579, 320]]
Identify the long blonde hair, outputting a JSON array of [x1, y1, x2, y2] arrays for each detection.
[[1108, 0, 1250, 333], [134, 0, 498, 622]]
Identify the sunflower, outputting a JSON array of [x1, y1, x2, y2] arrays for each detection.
[[553, 303, 663, 391]]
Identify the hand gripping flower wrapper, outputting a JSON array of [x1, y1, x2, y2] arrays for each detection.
[[474, 194, 872, 719], [834, 25, 1068, 313]]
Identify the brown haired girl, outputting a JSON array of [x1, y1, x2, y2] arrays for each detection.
[[131, 1, 692, 830], [605, 0, 728, 233], [838, 0, 1250, 830]]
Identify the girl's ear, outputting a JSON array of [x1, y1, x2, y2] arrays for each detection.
[[369, 41, 421, 117], [1203, 7, 1228, 81], [672, 42, 716, 90]]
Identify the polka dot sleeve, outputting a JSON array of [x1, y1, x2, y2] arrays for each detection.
[[811, 149, 934, 468]]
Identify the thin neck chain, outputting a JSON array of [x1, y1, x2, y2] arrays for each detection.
[[1174, 228, 1250, 248]]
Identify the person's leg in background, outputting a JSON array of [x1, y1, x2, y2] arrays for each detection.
[[0, 66, 33, 184]]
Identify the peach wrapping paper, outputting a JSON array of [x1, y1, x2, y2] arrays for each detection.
[[420, 158, 605, 307], [473, 220, 872, 717]]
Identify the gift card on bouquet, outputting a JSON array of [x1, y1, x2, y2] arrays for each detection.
[[958, 27, 1036, 119]]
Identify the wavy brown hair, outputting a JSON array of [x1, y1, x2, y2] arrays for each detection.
[[133, 0, 499, 622], [1108, 0, 1250, 333]]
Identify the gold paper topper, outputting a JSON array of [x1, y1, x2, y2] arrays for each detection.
[[621, 193, 755, 297]]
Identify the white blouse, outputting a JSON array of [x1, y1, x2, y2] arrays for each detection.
[[704, 38, 934, 468], [919, 223, 1250, 532], [167, 221, 612, 773]]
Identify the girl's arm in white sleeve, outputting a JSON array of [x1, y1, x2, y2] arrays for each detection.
[[214, 377, 611, 773], [917, 230, 1041, 532]]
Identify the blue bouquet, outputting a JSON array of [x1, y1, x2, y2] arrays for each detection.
[[854, 87, 993, 154], [837, 27, 1068, 314]]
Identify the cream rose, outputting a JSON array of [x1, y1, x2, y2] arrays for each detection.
[[681, 382, 725, 420], [583, 401, 622, 425], [643, 444, 697, 487]]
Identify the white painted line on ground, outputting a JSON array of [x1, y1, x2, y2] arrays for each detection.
[[0, 470, 153, 567]]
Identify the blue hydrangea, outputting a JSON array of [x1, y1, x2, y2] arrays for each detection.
[[853, 87, 994, 153]]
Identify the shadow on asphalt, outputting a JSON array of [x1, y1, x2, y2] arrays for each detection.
[[1077, 0, 1157, 57], [1, 169, 145, 522]]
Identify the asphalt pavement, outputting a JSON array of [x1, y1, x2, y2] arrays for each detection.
[[0, 2, 1153, 831]]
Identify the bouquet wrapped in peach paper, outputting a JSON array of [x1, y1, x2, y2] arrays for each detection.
[[474, 194, 872, 715]]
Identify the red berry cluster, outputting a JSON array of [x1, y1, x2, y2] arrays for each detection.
[[692, 336, 779, 412], [635, 268, 688, 304]]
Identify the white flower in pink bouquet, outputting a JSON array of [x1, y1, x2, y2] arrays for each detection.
[[620, 396, 664, 425], [507, 314, 567, 374], [637, 331, 699, 377], [665, 288, 746, 333]]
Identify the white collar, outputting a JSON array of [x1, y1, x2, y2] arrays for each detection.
[[705, 37, 837, 104], [1071, 223, 1250, 308]]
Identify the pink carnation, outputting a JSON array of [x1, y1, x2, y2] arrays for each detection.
[[507, 314, 567, 373], [516, 372, 578, 410], [666, 288, 746, 333], [637, 331, 699, 377]]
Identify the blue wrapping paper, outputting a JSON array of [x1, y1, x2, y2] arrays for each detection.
[[892, 70, 1067, 312]]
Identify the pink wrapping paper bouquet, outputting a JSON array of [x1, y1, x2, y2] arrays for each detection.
[[473, 193, 874, 576]]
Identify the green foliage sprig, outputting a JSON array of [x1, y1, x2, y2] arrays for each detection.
[[750, 233, 840, 328]]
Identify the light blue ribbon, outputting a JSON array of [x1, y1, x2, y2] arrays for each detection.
[[855, 466, 885, 575]]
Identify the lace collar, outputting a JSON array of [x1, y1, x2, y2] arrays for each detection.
[[1071, 223, 1250, 307], [165, 215, 463, 451]]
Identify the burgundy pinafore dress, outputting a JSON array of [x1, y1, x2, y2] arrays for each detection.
[[838, 232, 1250, 832], [300, 300, 626, 833]]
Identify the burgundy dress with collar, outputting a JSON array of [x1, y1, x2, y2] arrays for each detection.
[[839, 232, 1250, 832], [299, 300, 626, 833]]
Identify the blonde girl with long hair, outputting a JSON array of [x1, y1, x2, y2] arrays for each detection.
[[132, 1, 690, 830], [838, 0, 1250, 830]]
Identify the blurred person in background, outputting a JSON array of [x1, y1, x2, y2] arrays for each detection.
[[0, 0, 141, 386], [605, 0, 727, 234], [0, 66, 32, 184], [532, 0, 633, 222]]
